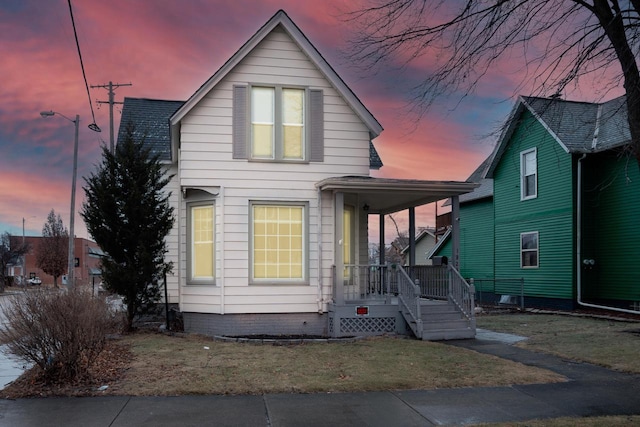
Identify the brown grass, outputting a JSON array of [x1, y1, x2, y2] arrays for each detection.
[[1, 332, 564, 398], [477, 312, 640, 373], [106, 332, 563, 396]]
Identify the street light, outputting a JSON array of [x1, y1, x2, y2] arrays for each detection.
[[40, 111, 101, 288]]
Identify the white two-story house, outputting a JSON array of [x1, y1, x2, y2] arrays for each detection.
[[118, 10, 477, 340]]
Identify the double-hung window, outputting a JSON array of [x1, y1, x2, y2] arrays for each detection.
[[520, 231, 539, 268], [188, 203, 215, 284], [233, 85, 324, 162], [251, 86, 305, 161], [521, 148, 537, 200], [251, 202, 307, 283]]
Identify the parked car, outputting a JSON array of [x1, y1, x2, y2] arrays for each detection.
[[28, 276, 42, 286]]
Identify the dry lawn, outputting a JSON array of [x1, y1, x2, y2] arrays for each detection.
[[109, 333, 564, 396], [2, 332, 563, 398], [477, 312, 640, 373]]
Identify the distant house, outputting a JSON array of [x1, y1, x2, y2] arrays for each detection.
[[9, 236, 103, 287], [117, 10, 478, 339], [428, 158, 494, 280], [401, 228, 437, 265], [433, 95, 640, 311]]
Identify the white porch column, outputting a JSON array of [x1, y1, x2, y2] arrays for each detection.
[[451, 195, 460, 269], [378, 214, 385, 265], [335, 192, 344, 304], [409, 207, 416, 267]]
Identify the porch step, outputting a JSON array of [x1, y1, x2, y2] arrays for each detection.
[[422, 327, 475, 341], [418, 301, 474, 340], [422, 318, 470, 331], [421, 310, 464, 322]]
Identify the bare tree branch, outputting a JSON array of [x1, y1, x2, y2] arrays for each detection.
[[345, 0, 640, 166]]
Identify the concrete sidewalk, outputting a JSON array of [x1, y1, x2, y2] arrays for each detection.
[[1, 333, 640, 426]]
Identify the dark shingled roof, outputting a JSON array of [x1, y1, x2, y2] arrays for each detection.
[[486, 95, 631, 179], [522, 95, 630, 153], [118, 97, 384, 168], [117, 98, 184, 161], [369, 141, 383, 169]]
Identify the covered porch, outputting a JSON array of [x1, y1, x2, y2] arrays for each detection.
[[316, 176, 478, 340]]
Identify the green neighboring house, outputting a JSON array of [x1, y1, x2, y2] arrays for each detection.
[[433, 95, 640, 310]]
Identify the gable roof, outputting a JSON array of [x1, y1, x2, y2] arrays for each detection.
[[442, 156, 493, 206], [486, 95, 630, 178], [117, 98, 184, 161], [400, 228, 436, 255], [170, 9, 383, 138], [117, 97, 384, 168], [426, 228, 451, 260]]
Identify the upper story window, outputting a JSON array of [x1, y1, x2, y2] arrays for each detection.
[[233, 85, 323, 163], [251, 87, 305, 161], [521, 148, 537, 200]]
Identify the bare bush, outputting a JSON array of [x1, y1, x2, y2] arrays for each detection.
[[0, 288, 119, 382]]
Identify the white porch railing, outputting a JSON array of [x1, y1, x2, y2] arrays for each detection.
[[396, 266, 422, 338], [333, 265, 393, 301], [447, 266, 476, 324], [404, 266, 449, 299]]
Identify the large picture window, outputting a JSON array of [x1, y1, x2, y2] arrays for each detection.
[[251, 86, 305, 161], [521, 148, 537, 200], [251, 203, 306, 283], [189, 204, 215, 283], [521, 231, 539, 268]]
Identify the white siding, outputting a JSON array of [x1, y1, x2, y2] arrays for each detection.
[[165, 164, 180, 304], [177, 28, 372, 314]]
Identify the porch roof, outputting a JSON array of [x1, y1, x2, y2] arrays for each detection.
[[316, 176, 478, 215]]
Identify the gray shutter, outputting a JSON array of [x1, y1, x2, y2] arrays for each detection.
[[232, 85, 248, 159], [309, 89, 324, 162]]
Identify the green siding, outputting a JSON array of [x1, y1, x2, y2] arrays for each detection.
[[493, 111, 575, 299], [459, 199, 494, 280], [583, 152, 640, 302], [434, 237, 452, 261]]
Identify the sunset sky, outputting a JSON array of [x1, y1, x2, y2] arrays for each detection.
[[0, 0, 619, 241]]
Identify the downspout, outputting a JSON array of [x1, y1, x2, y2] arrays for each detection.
[[219, 186, 225, 315], [576, 154, 639, 314], [317, 188, 323, 313]]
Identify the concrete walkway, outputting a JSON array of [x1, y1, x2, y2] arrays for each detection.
[[1, 329, 640, 426]]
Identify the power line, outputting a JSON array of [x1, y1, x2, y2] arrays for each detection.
[[67, 0, 97, 126]]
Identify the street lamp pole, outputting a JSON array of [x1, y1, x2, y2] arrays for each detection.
[[40, 111, 100, 289], [68, 114, 79, 289]]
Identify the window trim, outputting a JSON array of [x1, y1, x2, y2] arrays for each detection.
[[520, 231, 539, 269], [520, 148, 538, 200], [249, 85, 308, 163], [186, 199, 216, 285], [249, 200, 309, 285]]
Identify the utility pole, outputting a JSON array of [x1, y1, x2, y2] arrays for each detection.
[[91, 81, 132, 153]]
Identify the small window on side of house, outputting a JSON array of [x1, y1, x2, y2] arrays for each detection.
[[521, 148, 537, 200], [521, 231, 538, 268], [188, 203, 215, 284]]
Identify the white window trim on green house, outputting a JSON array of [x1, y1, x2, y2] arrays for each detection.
[[520, 231, 539, 268], [520, 148, 537, 200], [187, 201, 216, 285], [249, 201, 309, 285]]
